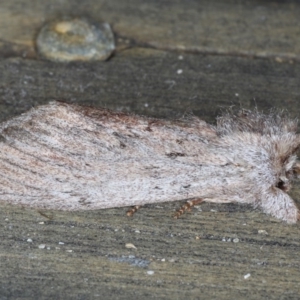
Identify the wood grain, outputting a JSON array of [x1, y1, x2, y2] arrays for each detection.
[[0, 48, 300, 123], [1, 200, 300, 299], [1, 0, 300, 299], [1, 1, 300, 60]]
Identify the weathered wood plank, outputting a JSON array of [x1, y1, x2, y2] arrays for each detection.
[[0, 48, 300, 299], [0, 48, 300, 123], [1, 198, 300, 299], [1, 1, 300, 299], [1, 0, 300, 60]]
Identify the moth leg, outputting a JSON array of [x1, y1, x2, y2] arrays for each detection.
[[38, 210, 53, 220], [126, 205, 141, 217], [174, 198, 203, 219]]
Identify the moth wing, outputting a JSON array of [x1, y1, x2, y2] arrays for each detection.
[[0, 102, 228, 210]]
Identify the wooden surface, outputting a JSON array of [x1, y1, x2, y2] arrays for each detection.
[[1, 1, 300, 299], [1, 0, 300, 60]]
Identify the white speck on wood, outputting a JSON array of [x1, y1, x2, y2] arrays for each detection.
[[125, 243, 137, 249]]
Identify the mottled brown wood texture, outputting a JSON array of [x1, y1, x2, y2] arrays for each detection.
[[1, 1, 300, 299]]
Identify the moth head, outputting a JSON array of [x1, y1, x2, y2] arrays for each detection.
[[275, 154, 300, 192], [218, 109, 300, 194]]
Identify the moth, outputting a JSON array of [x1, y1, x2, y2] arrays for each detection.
[[0, 101, 300, 223]]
